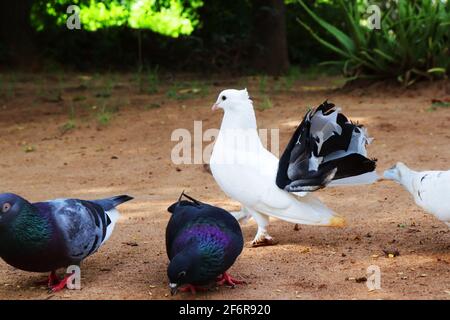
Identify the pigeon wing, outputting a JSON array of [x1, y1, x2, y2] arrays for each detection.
[[50, 199, 117, 262]]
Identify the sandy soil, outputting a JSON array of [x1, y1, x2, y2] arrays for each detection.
[[0, 73, 449, 300]]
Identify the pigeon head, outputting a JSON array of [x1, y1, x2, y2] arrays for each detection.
[[0, 193, 30, 228], [383, 162, 409, 183], [212, 88, 251, 112], [167, 245, 201, 295]]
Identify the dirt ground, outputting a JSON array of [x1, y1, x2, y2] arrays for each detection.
[[0, 73, 449, 300]]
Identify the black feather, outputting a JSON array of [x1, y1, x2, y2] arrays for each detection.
[[276, 101, 376, 192]]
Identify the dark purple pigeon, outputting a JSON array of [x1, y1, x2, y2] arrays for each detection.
[[166, 192, 244, 295]]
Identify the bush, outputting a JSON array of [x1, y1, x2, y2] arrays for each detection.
[[298, 0, 450, 85]]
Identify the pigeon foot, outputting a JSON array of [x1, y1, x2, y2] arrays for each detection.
[[216, 272, 245, 287], [179, 284, 208, 294], [36, 271, 60, 287], [329, 216, 346, 227], [251, 236, 278, 247], [48, 274, 72, 293]]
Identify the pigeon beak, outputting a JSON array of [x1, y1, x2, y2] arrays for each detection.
[[383, 168, 398, 181], [169, 283, 178, 296], [211, 103, 219, 111]]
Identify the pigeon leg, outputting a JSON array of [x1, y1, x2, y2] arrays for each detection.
[[48, 274, 73, 293], [216, 272, 246, 287], [230, 206, 251, 223], [179, 284, 208, 294], [48, 271, 60, 286], [35, 271, 60, 287], [250, 210, 277, 247]]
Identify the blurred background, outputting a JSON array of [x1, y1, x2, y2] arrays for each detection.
[[0, 0, 448, 83]]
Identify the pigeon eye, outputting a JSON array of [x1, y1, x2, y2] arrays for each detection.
[[178, 271, 186, 278], [221, 96, 227, 101], [2, 203, 11, 213]]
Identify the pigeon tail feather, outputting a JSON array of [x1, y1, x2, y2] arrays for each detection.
[[276, 101, 377, 192]]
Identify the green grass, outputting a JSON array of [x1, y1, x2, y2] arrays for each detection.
[[144, 103, 161, 110], [135, 66, 160, 94], [95, 97, 122, 126], [283, 66, 301, 89], [97, 109, 114, 126], [96, 77, 114, 98], [274, 66, 303, 92], [258, 75, 268, 94], [0, 74, 17, 101], [59, 103, 77, 134], [166, 81, 210, 100], [60, 119, 77, 134], [428, 100, 450, 111], [257, 96, 273, 111], [72, 95, 87, 102], [36, 77, 62, 102]]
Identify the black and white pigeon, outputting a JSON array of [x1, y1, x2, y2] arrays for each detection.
[[0, 193, 133, 292], [384, 162, 450, 227], [210, 89, 377, 246]]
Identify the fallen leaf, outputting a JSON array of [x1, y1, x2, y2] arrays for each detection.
[[24, 145, 35, 153], [383, 248, 400, 257]]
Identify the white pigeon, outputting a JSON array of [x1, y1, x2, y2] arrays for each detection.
[[384, 162, 450, 227], [210, 89, 377, 246]]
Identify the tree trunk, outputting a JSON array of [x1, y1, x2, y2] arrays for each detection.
[[251, 0, 290, 76], [0, 0, 37, 68]]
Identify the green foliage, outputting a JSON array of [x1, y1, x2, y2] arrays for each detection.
[[298, 0, 450, 85], [129, 0, 203, 37], [31, 0, 203, 37]]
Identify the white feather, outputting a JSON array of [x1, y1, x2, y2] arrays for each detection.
[[384, 163, 450, 226], [103, 208, 120, 244], [328, 171, 379, 186], [210, 90, 344, 233]]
